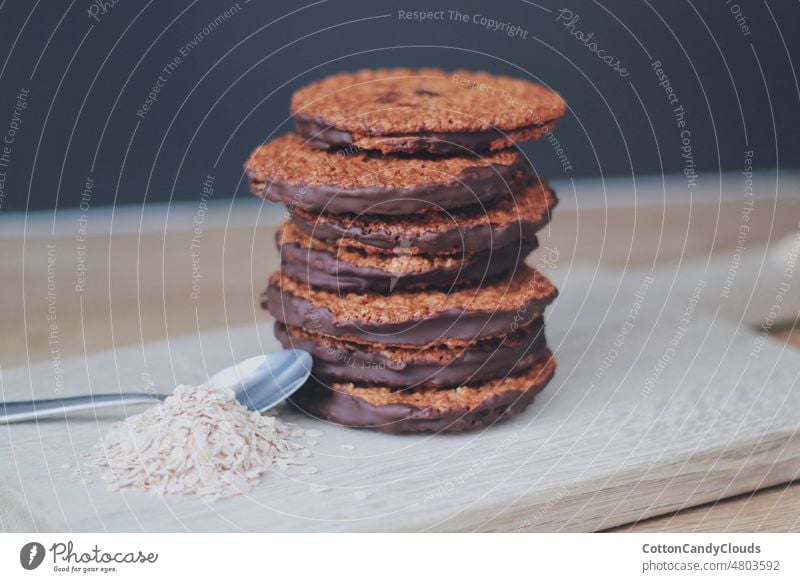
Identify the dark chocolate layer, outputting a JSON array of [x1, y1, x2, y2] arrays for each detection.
[[275, 321, 546, 388], [262, 279, 554, 346], [279, 234, 539, 293], [291, 184, 557, 255], [247, 152, 531, 216], [290, 350, 556, 433], [294, 112, 555, 155]]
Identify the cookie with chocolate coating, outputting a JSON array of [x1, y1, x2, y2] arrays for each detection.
[[291, 176, 557, 255], [275, 320, 546, 388], [277, 220, 538, 292], [291, 350, 556, 432], [291, 68, 566, 154], [246, 134, 532, 215], [262, 264, 557, 345]]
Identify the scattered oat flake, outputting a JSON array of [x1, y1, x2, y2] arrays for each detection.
[[353, 490, 371, 501], [61, 463, 72, 470], [340, 444, 355, 451], [310, 483, 331, 493], [305, 429, 324, 438], [87, 384, 314, 501]]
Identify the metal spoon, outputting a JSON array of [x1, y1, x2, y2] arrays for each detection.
[[0, 349, 312, 424]]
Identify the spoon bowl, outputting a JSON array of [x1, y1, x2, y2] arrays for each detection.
[[209, 350, 313, 412]]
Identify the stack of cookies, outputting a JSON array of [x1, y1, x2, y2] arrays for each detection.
[[245, 69, 565, 432]]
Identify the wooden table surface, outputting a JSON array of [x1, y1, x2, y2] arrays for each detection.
[[2, 182, 799, 532]]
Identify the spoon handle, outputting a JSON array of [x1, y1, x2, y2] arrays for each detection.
[[0, 393, 165, 424]]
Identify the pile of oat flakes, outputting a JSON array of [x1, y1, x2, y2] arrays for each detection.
[[90, 384, 317, 501]]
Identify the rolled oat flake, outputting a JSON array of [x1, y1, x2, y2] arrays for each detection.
[[89, 384, 315, 501]]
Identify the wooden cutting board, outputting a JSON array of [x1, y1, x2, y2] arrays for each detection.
[[2, 255, 799, 532]]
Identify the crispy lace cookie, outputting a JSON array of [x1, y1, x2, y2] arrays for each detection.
[[246, 134, 531, 214], [263, 264, 557, 345], [291, 177, 557, 255], [291, 68, 566, 154], [291, 350, 556, 432]]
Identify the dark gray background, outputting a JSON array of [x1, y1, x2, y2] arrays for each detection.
[[0, 0, 797, 211]]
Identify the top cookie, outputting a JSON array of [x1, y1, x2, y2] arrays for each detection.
[[291, 68, 566, 154]]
